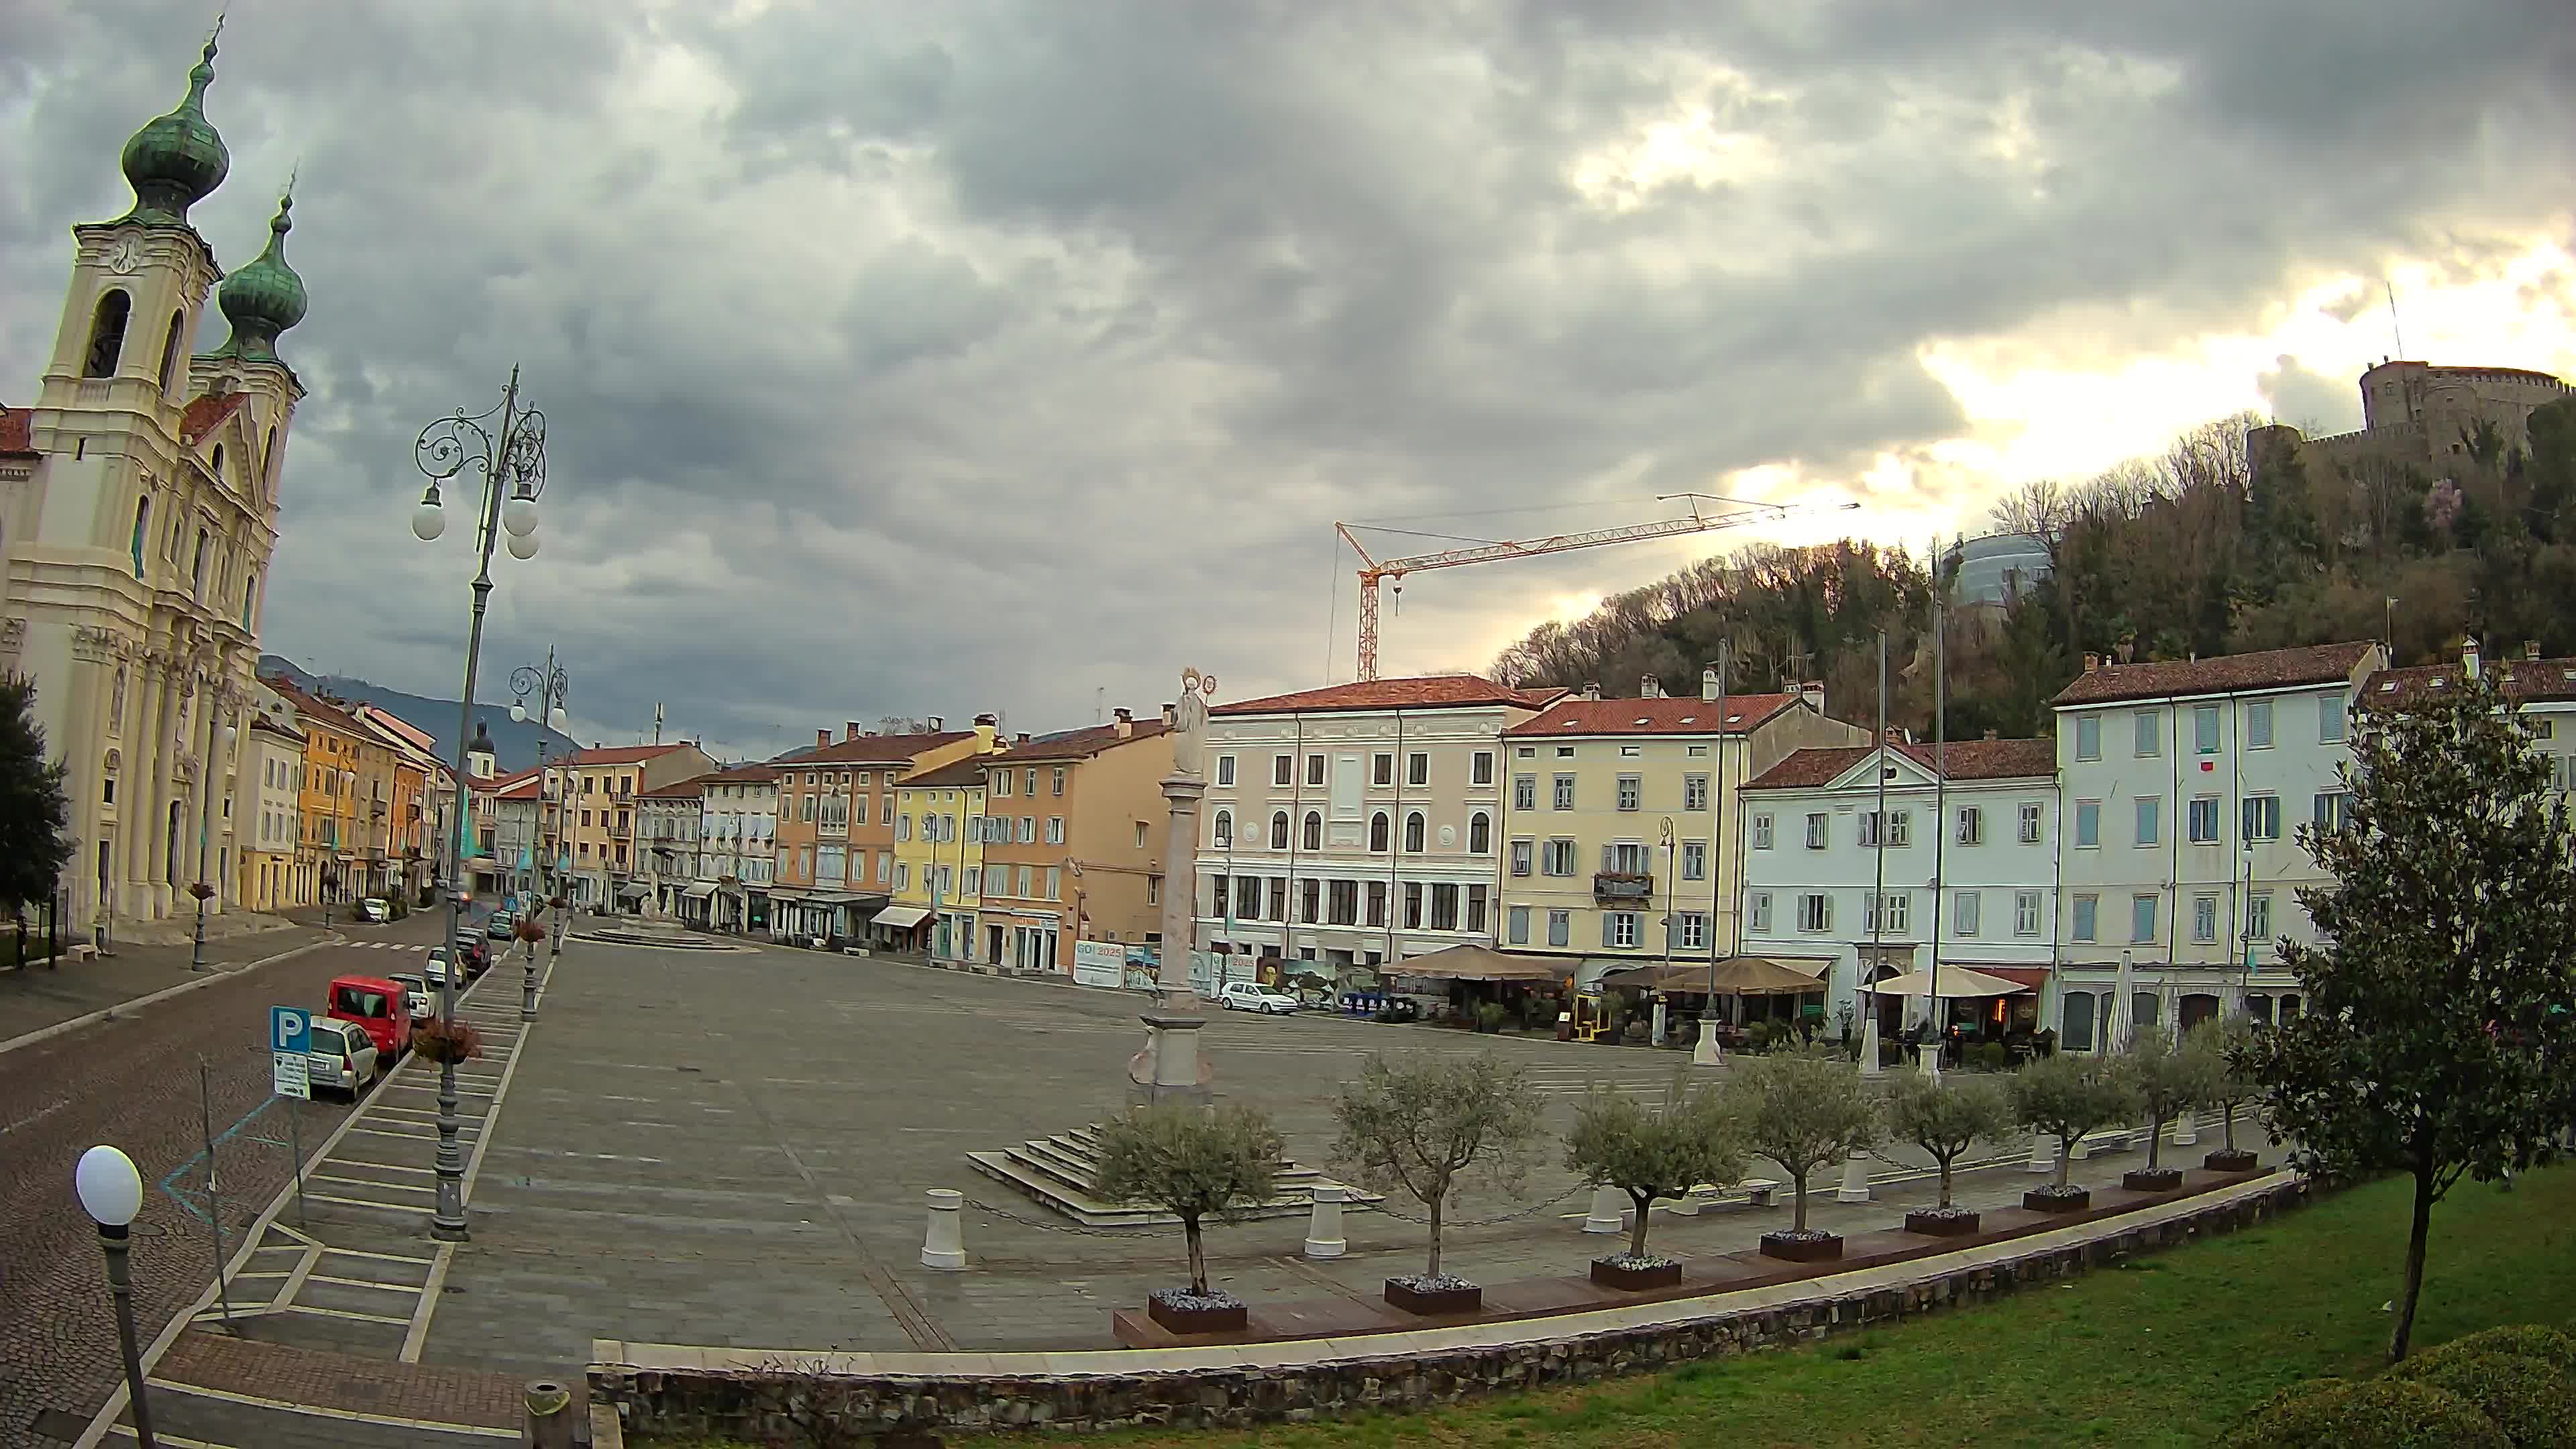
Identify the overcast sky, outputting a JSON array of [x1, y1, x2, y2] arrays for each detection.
[[6, 1, 2573, 759]]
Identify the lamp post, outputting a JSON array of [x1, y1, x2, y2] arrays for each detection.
[[76, 1145, 157, 1448], [511, 653, 569, 1022], [1696, 641, 1731, 1066], [411, 368, 548, 1241], [189, 719, 239, 971]]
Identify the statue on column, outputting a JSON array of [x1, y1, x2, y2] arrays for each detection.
[[1170, 667, 1215, 778]]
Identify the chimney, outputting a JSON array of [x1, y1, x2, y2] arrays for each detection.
[[1640, 675, 1662, 698], [1798, 682, 1825, 714], [1016, 732, 1032, 745], [816, 729, 830, 748], [2083, 652, 2101, 673], [1113, 706, 1134, 738], [1700, 668, 1720, 702], [926, 715, 945, 732], [1582, 681, 1601, 701], [2463, 636, 2481, 680], [973, 712, 998, 727], [844, 721, 862, 742], [1162, 702, 1177, 727], [2526, 639, 2543, 661], [1984, 729, 1999, 741], [1884, 726, 1904, 745]]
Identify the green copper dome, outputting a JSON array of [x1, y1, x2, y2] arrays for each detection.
[[117, 34, 229, 226], [210, 192, 307, 364]]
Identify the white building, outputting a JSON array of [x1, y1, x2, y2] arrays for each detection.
[[233, 712, 303, 912], [696, 762, 777, 932], [639, 776, 705, 918], [1739, 736, 2061, 1038], [1193, 676, 1560, 978], [2049, 641, 2383, 1048]]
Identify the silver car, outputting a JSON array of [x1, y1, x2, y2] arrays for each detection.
[[306, 1020, 381, 1097]]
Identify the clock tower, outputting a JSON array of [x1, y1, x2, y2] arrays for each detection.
[[0, 25, 311, 932]]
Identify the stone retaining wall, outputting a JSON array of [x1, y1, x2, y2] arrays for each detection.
[[595, 1178, 2309, 1440]]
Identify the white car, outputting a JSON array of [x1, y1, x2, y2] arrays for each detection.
[[1219, 982, 1300, 1014], [306, 1020, 382, 1097], [387, 971, 435, 1022]]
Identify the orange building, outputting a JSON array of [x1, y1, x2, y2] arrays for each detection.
[[769, 717, 998, 944], [976, 709, 1172, 974]]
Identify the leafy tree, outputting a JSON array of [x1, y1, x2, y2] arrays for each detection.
[[2240, 663, 2576, 1362], [1093, 1103, 1284, 1297], [2116, 1024, 2217, 1172], [0, 676, 74, 956], [1564, 1078, 1745, 1259], [1331, 1054, 1544, 1279], [2010, 1053, 2139, 1190], [1717, 1050, 1879, 1233], [1882, 1071, 2012, 1210], [2186, 1018, 2261, 1157]]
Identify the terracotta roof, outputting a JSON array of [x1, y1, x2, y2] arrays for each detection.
[[2365, 657, 2576, 708], [787, 731, 973, 765], [1212, 675, 1563, 717], [1744, 737, 2057, 792], [640, 775, 711, 800], [0, 406, 35, 458], [492, 774, 543, 802], [1503, 694, 1801, 738], [2051, 642, 2379, 707], [246, 715, 304, 743], [179, 391, 250, 445], [990, 718, 1171, 761], [698, 762, 779, 784], [901, 757, 992, 789], [261, 678, 365, 735], [561, 743, 692, 767]]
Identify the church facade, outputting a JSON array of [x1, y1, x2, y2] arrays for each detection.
[[0, 29, 309, 929]]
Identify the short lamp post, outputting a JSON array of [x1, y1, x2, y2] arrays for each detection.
[[509, 651, 570, 1023], [411, 367, 548, 1242], [76, 1145, 157, 1448], [188, 720, 239, 972]]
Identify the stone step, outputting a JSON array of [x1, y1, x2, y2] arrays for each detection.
[[966, 1150, 1380, 1228]]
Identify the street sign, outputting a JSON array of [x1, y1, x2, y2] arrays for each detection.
[[270, 1006, 312, 1100]]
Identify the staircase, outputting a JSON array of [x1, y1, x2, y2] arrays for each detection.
[[966, 1122, 1380, 1228]]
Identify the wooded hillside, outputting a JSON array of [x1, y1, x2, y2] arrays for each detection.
[[1490, 398, 2576, 739]]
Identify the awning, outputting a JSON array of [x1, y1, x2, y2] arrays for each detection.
[[1389, 945, 1563, 982], [1599, 956, 1825, 996], [680, 882, 718, 900], [616, 883, 648, 900], [1967, 965, 2050, 991], [1864, 966, 2032, 998], [872, 905, 933, 930]]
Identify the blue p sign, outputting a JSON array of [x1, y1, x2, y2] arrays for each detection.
[[271, 1005, 311, 1055]]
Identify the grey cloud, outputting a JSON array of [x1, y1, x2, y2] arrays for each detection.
[[2258, 354, 2364, 435]]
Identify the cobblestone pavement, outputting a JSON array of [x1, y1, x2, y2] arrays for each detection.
[[0, 923, 327, 1046], [0, 911, 453, 1447]]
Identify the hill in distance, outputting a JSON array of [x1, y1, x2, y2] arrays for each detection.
[[258, 655, 580, 775]]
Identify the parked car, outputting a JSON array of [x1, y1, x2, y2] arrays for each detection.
[[325, 974, 411, 1063], [387, 971, 435, 1022], [485, 910, 517, 942], [305, 1019, 382, 1097], [450, 935, 491, 977], [1218, 981, 1301, 1014], [356, 898, 391, 924]]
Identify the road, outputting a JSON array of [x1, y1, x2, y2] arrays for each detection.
[[0, 910, 462, 1446]]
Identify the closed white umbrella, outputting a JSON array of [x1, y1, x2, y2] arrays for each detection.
[[2112, 949, 2135, 1053]]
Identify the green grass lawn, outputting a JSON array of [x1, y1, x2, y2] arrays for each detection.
[[647, 1165, 2576, 1449]]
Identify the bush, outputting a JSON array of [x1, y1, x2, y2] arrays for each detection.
[[1971, 1042, 2009, 1072], [1474, 1002, 1510, 1034], [2398, 1325, 2576, 1376], [2383, 1351, 2575, 1446], [2218, 1377, 2509, 1449], [1744, 1020, 1773, 1054]]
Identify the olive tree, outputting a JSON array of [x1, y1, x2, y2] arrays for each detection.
[[2186, 1018, 2261, 1157], [1332, 1053, 1544, 1280], [2011, 1052, 2139, 1190], [2241, 665, 2576, 1361], [1717, 1049, 1879, 1234], [2118, 1024, 2217, 1172], [1094, 1102, 1283, 1297], [1564, 1078, 1744, 1260], [1882, 1071, 2013, 1210]]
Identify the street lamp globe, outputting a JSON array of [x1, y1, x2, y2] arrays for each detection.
[[502, 489, 539, 539], [510, 701, 529, 723], [547, 706, 567, 729], [76, 1145, 144, 1227], [411, 485, 447, 542], [504, 529, 539, 561]]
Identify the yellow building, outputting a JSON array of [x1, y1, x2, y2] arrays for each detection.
[[1496, 679, 1864, 983], [268, 680, 366, 908], [890, 756, 989, 961], [551, 743, 715, 911]]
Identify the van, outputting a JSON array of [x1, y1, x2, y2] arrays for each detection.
[[326, 974, 411, 1062]]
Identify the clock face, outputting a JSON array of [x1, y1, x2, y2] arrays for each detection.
[[106, 236, 143, 275]]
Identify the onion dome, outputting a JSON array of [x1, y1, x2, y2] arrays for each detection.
[[209, 191, 307, 364], [117, 32, 230, 226]]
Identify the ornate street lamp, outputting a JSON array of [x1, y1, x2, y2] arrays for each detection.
[[410, 368, 547, 1242], [76, 1145, 157, 1447], [509, 649, 569, 1022]]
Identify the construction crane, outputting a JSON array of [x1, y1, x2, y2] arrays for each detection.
[[1336, 494, 1860, 681]]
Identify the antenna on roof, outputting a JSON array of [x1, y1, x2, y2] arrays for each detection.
[[2386, 280, 2405, 360], [653, 701, 664, 745]]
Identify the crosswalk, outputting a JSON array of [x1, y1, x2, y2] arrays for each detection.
[[347, 941, 432, 953]]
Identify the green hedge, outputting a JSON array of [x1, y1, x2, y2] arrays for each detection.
[[2383, 1351, 2575, 1446], [2392, 1324, 2576, 1377], [2216, 1378, 2510, 1448]]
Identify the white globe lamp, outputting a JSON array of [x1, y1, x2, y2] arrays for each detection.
[[76, 1144, 144, 1228]]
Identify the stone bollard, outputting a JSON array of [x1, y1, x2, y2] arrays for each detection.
[[1833, 1150, 1872, 1203], [2027, 1130, 2057, 1175], [1303, 1185, 1348, 1258], [2174, 1110, 2199, 1148], [1582, 1185, 1626, 1233], [920, 1188, 966, 1271], [1859, 1016, 1882, 1079], [523, 1379, 575, 1449]]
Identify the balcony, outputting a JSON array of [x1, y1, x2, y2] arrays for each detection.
[[608, 822, 633, 840], [1592, 871, 1654, 904]]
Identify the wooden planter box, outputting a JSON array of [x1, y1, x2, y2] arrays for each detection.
[[1383, 1278, 1482, 1316], [1902, 1208, 1982, 1237], [1589, 1256, 1684, 1291], [2203, 1148, 2260, 1173], [1758, 1231, 1843, 1263], [2024, 1187, 2092, 1214], [1145, 1291, 1247, 1335], [2122, 1167, 2184, 1193]]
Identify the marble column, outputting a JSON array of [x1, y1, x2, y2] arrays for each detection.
[[139, 661, 177, 917]]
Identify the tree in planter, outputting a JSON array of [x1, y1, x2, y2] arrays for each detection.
[[1883, 1070, 2013, 1226], [1564, 1077, 1744, 1270], [1331, 1053, 1544, 1293], [2239, 663, 2576, 1362], [2114, 1024, 2217, 1183], [0, 676, 73, 966], [1717, 1049, 1878, 1250], [2010, 1052, 2138, 1201], [1093, 1102, 1283, 1318], [2186, 1018, 2261, 1168]]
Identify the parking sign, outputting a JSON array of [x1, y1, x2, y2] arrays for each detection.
[[270, 1005, 312, 1099]]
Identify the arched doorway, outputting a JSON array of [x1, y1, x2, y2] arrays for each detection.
[[2178, 993, 2222, 1032]]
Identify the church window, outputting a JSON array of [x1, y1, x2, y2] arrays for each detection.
[[129, 497, 150, 578], [85, 290, 131, 378], [211, 444, 225, 484], [192, 528, 209, 590], [242, 570, 256, 629], [158, 311, 184, 394]]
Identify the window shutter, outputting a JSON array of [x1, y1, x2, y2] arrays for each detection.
[[1599, 843, 1613, 873], [1601, 913, 1615, 947]]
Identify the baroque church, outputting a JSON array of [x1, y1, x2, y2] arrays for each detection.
[[0, 29, 307, 930]]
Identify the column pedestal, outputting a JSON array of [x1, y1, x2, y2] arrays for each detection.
[[1834, 1151, 1872, 1203], [1127, 1012, 1210, 1107]]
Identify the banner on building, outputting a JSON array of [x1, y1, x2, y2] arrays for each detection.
[[1071, 940, 1126, 989]]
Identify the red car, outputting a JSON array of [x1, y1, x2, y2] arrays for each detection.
[[326, 974, 412, 1062]]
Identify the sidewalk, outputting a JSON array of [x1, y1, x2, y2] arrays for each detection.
[[0, 922, 326, 1046]]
